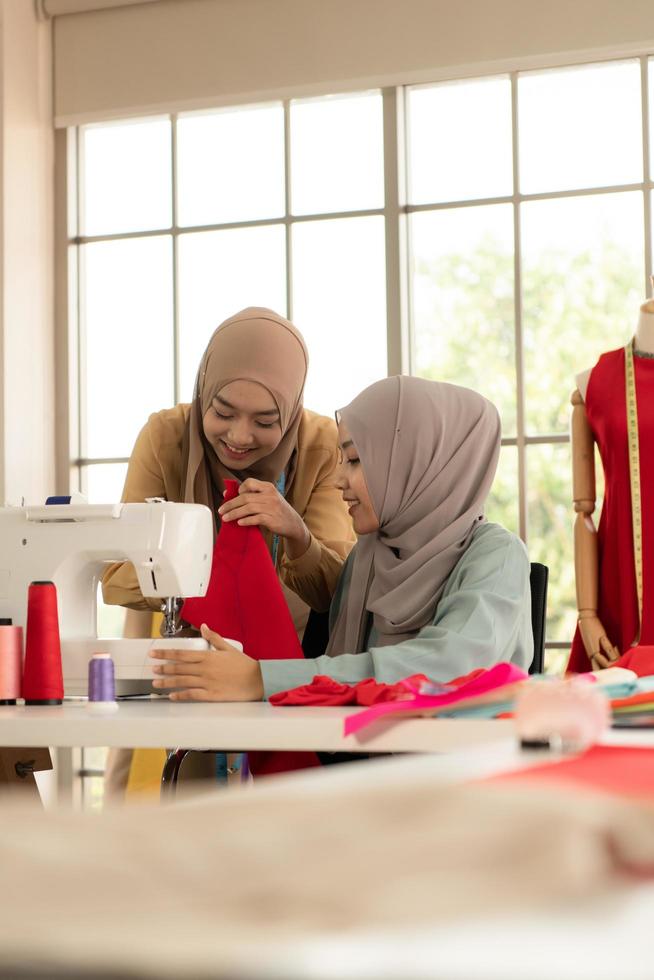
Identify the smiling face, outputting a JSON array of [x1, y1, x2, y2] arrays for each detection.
[[202, 379, 283, 469], [336, 419, 380, 535]]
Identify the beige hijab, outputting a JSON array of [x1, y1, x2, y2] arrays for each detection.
[[181, 308, 308, 528], [326, 375, 501, 655]]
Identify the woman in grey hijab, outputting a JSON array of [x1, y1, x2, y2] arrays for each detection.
[[151, 376, 533, 701]]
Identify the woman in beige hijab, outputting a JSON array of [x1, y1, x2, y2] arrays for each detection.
[[151, 376, 533, 701], [103, 307, 356, 616], [102, 308, 355, 797]]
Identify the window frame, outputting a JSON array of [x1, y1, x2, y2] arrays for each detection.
[[57, 56, 654, 663]]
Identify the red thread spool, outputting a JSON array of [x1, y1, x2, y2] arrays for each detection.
[[23, 581, 64, 705], [0, 618, 23, 705]]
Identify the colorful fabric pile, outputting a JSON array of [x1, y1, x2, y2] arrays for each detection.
[[272, 654, 654, 736]]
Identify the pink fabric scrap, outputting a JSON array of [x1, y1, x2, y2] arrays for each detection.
[[341, 662, 528, 736]]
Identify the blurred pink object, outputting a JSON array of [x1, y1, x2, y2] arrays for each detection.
[[515, 676, 610, 750]]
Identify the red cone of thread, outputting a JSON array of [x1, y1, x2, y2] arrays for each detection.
[[182, 479, 320, 776], [23, 581, 64, 705]]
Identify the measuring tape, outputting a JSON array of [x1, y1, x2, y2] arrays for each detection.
[[625, 339, 643, 642]]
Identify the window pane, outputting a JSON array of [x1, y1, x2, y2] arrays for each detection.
[[290, 92, 383, 215], [292, 216, 386, 417], [82, 237, 174, 458], [407, 77, 513, 204], [410, 204, 516, 435], [83, 463, 128, 503], [177, 105, 285, 226], [522, 191, 644, 434], [97, 582, 127, 641], [486, 446, 519, 535], [81, 119, 172, 236], [83, 463, 132, 646], [81, 746, 108, 812], [80, 746, 109, 812], [519, 62, 642, 194], [177, 225, 287, 402], [527, 443, 577, 646]]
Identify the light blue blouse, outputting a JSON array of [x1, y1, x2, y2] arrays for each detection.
[[260, 522, 533, 699]]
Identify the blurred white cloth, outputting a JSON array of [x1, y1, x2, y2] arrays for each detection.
[[1, 749, 654, 978]]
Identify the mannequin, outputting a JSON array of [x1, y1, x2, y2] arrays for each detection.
[[569, 277, 654, 671]]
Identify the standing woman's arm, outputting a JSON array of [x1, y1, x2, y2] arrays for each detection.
[[279, 419, 356, 612]]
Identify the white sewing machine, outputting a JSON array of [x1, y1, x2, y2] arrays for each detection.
[[0, 500, 213, 695]]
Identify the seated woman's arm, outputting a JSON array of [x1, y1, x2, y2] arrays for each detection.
[[261, 524, 533, 698]]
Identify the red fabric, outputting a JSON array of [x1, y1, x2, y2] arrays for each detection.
[[181, 480, 320, 776], [270, 669, 488, 707], [270, 674, 415, 706], [613, 645, 654, 678], [568, 349, 654, 672], [491, 745, 654, 801]]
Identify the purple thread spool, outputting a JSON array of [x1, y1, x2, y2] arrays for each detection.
[[88, 653, 116, 702]]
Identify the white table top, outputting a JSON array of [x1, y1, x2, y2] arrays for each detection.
[[0, 699, 519, 751], [4, 700, 654, 754]]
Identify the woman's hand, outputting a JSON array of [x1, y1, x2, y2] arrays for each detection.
[[218, 478, 310, 558], [149, 625, 264, 702]]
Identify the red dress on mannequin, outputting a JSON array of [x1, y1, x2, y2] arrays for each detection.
[[568, 348, 654, 672]]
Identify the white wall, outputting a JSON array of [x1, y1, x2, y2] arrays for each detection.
[[0, 0, 55, 504], [54, 0, 654, 125]]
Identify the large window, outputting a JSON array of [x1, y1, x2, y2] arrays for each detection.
[[68, 57, 654, 669], [74, 92, 387, 499], [406, 58, 652, 667]]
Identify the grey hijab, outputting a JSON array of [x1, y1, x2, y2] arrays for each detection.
[[326, 376, 501, 655]]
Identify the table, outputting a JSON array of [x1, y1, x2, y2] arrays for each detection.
[[4, 733, 654, 979], [0, 701, 515, 805], [6, 701, 653, 805], [0, 700, 515, 751]]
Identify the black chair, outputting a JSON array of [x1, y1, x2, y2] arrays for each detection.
[[161, 561, 549, 797], [529, 562, 549, 675], [300, 607, 330, 658]]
